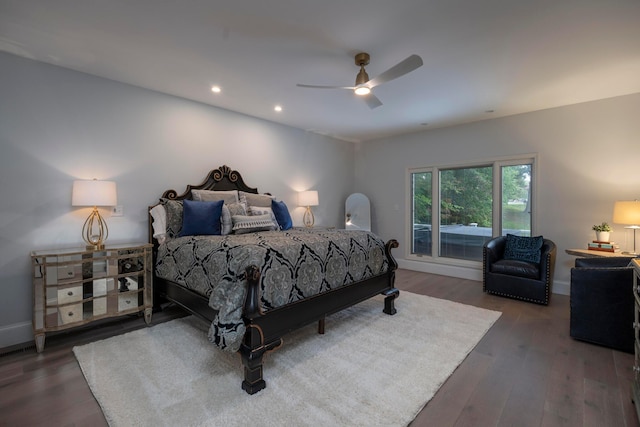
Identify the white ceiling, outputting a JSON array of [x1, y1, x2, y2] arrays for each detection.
[[1, 0, 639, 142]]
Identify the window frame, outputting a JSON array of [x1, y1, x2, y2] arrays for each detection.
[[406, 154, 537, 268]]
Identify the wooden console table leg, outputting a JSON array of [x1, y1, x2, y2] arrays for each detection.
[[144, 308, 153, 325], [34, 333, 45, 353]]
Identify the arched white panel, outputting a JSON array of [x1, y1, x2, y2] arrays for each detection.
[[345, 193, 371, 231]]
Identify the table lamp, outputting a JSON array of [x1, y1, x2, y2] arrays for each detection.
[[72, 179, 117, 249], [298, 190, 319, 227], [613, 200, 640, 255]]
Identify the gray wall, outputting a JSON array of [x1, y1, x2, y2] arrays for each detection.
[[0, 52, 354, 348], [354, 92, 640, 293]]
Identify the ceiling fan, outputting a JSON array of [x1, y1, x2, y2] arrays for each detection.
[[297, 52, 423, 109]]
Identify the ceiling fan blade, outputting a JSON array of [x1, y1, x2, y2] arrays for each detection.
[[363, 93, 383, 109], [365, 54, 423, 88], [296, 83, 355, 90]]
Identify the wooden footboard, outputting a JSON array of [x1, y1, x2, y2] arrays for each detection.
[[239, 239, 399, 394]]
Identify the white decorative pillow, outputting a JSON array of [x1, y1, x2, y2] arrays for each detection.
[[227, 202, 247, 216], [232, 214, 278, 234], [239, 191, 275, 208], [249, 206, 279, 227], [220, 205, 232, 235], [192, 189, 239, 204], [221, 202, 248, 235], [149, 205, 168, 244]]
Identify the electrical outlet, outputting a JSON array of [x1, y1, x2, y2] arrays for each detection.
[[112, 205, 124, 217]]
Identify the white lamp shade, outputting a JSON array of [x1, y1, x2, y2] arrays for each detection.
[[298, 190, 319, 207], [613, 200, 640, 225], [72, 180, 117, 207]]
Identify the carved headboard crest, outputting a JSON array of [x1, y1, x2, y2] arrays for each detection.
[[160, 165, 259, 200]]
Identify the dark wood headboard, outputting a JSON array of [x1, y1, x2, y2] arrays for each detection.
[[160, 164, 259, 200], [148, 165, 260, 243]]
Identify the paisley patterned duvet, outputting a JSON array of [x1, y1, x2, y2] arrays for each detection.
[[155, 228, 388, 352]]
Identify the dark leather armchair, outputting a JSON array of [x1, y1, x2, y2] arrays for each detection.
[[483, 236, 556, 305], [570, 257, 635, 353]]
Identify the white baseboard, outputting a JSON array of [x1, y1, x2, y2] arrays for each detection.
[[398, 258, 482, 281], [0, 321, 33, 351], [397, 258, 570, 296], [552, 280, 570, 296]]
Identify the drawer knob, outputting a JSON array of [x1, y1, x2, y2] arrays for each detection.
[[68, 311, 74, 317], [67, 291, 73, 296]]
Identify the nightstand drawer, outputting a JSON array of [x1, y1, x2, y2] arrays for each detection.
[[93, 279, 107, 297], [93, 297, 107, 316], [58, 303, 82, 325], [57, 264, 81, 281], [118, 294, 139, 312], [57, 286, 83, 304]]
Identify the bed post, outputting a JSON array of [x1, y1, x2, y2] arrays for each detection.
[[383, 239, 400, 315], [239, 265, 282, 394]]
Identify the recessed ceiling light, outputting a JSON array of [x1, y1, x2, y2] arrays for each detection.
[[211, 86, 221, 93], [274, 105, 283, 112]]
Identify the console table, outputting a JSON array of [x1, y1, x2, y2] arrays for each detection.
[[31, 243, 153, 352], [565, 248, 635, 258]]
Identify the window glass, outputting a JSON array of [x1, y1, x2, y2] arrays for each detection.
[[439, 166, 492, 261], [411, 171, 432, 256], [501, 164, 532, 237]]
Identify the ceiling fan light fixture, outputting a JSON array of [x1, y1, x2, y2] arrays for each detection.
[[296, 52, 422, 109], [354, 86, 371, 96]]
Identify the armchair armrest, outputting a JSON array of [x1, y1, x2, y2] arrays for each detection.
[[539, 239, 557, 281], [483, 236, 507, 272]]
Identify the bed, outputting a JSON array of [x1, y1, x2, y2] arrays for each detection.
[[149, 165, 399, 394]]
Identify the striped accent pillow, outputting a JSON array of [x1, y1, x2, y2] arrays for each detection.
[[231, 214, 278, 234]]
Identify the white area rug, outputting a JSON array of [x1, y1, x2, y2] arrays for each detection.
[[74, 291, 500, 427]]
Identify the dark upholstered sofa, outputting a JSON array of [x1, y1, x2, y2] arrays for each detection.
[[483, 235, 557, 305], [570, 256, 635, 353]]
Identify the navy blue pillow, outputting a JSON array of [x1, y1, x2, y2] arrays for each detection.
[[179, 199, 223, 236], [271, 200, 293, 230], [503, 234, 543, 263]]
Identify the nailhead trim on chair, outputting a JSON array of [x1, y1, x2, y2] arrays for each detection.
[[482, 249, 551, 305]]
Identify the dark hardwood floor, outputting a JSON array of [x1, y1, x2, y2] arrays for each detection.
[[1, 269, 638, 426]]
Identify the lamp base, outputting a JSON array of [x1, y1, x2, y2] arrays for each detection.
[[82, 208, 109, 251], [303, 206, 315, 228], [86, 244, 106, 250]]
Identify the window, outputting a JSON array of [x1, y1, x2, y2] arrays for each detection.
[[411, 171, 432, 256], [501, 163, 532, 237], [439, 165, 493, 260], [409, 156, 535, 263]]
